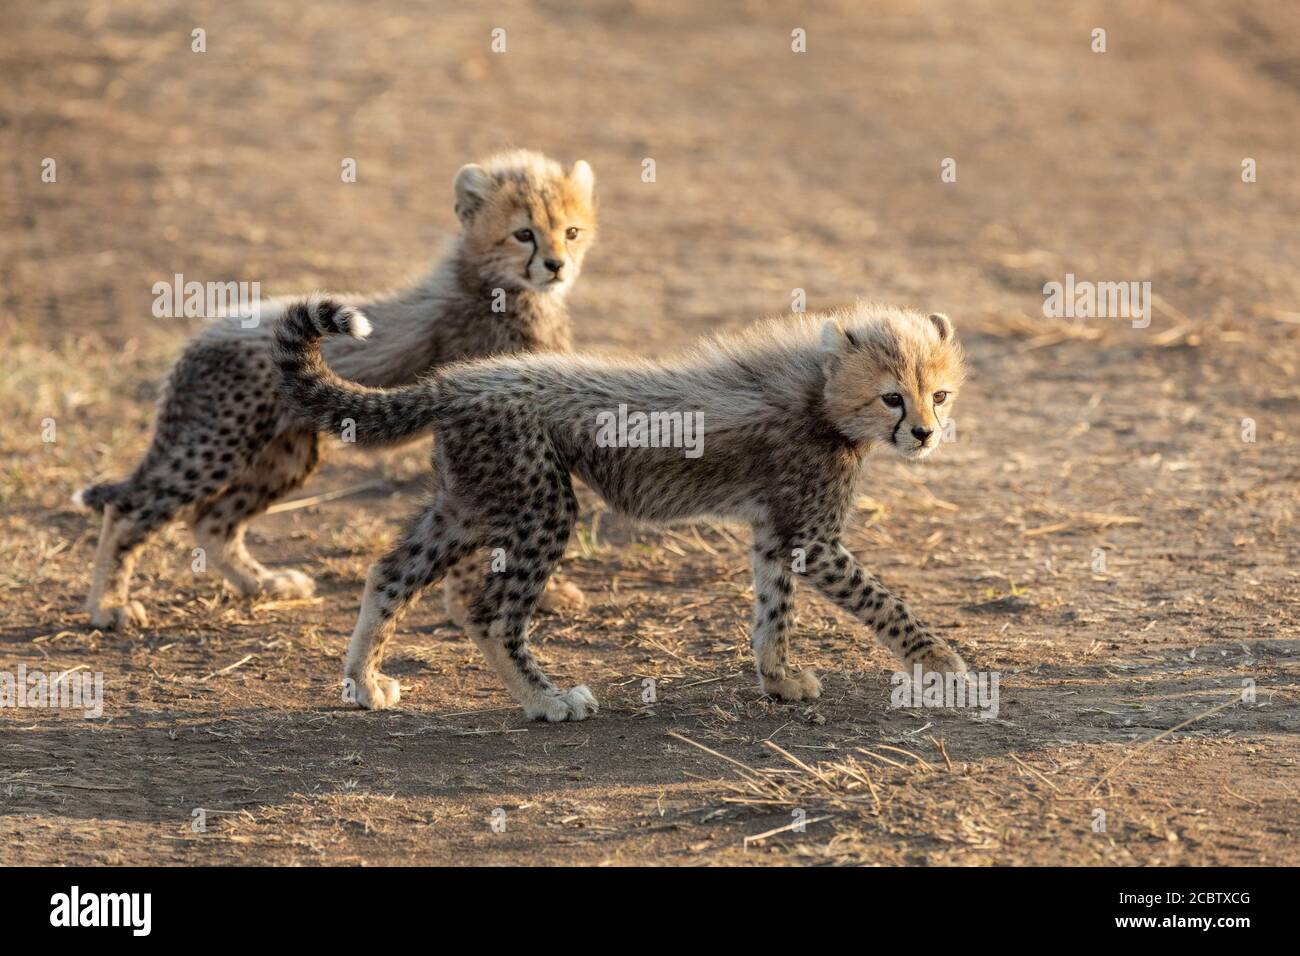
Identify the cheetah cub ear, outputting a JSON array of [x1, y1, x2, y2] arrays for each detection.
[[453, 163, 494, 224], [929, 312, 953, 341], [818, 318, 862, 377], [569, 159, 595, 199], [819, 318, 861, 354]]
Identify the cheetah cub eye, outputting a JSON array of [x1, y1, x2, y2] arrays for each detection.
[[933, 390, 949, 405], [881, 392, 904, 408], [513, 228, 535, 243]]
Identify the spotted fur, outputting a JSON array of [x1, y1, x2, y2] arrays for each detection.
[[274, 301, 969, 720], [75, 150, 597, 630]]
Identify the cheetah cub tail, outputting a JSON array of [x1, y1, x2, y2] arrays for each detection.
[[274, 296, 441, 446], [72, 479, 131, 513], [293, 294, 372, 340]]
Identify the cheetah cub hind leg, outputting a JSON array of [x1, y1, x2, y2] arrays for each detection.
[[446, 574, 585, 628]]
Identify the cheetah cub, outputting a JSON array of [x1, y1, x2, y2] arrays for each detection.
[[275, 299, 970, 721], [73, 149, 596, 631]]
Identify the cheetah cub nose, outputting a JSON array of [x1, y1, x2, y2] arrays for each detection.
[[911, 426, 933, 442]]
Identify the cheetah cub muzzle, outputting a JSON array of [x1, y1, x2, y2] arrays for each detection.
[[274, 300, 970, 721]]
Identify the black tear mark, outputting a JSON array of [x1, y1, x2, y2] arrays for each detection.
[[523, 236, 538, 281], [889, 406, 906, 445]]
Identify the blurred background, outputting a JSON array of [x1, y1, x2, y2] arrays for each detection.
[[4, 0, 1298, 356]]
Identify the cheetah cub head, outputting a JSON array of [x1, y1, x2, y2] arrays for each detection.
[[453, 149, 597, 295], [821, 306, 967, 460]]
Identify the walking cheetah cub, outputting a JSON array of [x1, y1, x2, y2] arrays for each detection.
[[73, 149, 596, 630], [274, 299, 970, 721]]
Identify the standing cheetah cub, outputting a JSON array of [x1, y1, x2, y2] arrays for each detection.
[[274, 300, 969, 721], [73, 149, 596, 630]]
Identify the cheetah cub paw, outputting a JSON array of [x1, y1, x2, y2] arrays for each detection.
[[348, 672, 401, 710], [443, 584, 471, 629], [261, 569, 316, 599], [537, 576, 586, 614], [761, 668, 823, 702], [910, 644, 969, 688], [89, 600, 149, 631], [525, 685, 598, 722]]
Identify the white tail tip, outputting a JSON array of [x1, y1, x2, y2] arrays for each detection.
[[71, 488, 88, 510], [348, 310, 373, 339]]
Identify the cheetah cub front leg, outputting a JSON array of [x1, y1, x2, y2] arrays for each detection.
[[803, 539, 967, 682], [749, 534, 822, 702]]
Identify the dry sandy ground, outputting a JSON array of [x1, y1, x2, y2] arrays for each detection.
[[1, 0, 1297, 865]]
